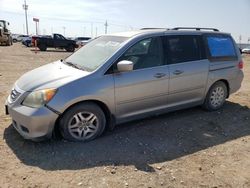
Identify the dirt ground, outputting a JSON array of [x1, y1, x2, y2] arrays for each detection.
[[0, 43, 249, 188]]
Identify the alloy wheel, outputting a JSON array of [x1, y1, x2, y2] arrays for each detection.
[[68, 112, 99, 140]]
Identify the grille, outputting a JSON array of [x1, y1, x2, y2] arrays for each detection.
[[10, 88, 21, 102]]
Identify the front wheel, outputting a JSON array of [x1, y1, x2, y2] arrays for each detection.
[[203, 81, 228, 111], [59, 103, 106, 142]]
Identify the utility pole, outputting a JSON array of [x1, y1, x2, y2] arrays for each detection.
[[83, 26, 86, 36], [104, 20, 108, 34], [239, 35, 242, 49], [91, 23, 93, 38], [22, 0, 29, 35], [62, 26, 66, 36], [95, 27, 98, 37], [23, 24, 25, 34]]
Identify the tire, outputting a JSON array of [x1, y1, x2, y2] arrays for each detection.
[[66, 45, 75, 52], [6, 37, 11, 46], [203, 81, 228, 111], [13, 39, 17, 43], [59, 102, 106, 142], [38, 43, 47, 51]]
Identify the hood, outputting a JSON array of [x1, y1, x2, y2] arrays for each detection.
[[16, 60, 90, 91]]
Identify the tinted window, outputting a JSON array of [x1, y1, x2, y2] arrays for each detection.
[[55, 34, 65, 40], [119, 37, 164, 70], [206, 36, 236, 58], [166, 36, 201, 64]]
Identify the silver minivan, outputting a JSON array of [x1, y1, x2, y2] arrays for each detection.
[[5, 27, 244, 142]]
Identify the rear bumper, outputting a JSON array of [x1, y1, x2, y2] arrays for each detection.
[[6, 102, 59, 141]]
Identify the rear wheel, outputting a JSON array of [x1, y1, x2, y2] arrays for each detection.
[[203, 81, 228, 111], [38, 43, 47, 51], [59, 103, 106, 142], [66, 45, 75, 52]]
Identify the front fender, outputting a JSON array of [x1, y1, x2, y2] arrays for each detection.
[[47, 75, 115, 115]]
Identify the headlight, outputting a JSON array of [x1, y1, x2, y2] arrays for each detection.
[[22, 88, 57, 108]]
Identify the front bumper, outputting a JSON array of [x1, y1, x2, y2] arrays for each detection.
[[6, 102, 59, 140]]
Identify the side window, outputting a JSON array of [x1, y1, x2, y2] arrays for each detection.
[[55, 35, 65, 40], [206, 35, 237, 60], [119, 37, 164, 70], [54, 35, 60, 40], [165, 36, 201, 64]]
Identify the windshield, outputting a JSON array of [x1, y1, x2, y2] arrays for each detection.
[[65, 36, 128, 72]]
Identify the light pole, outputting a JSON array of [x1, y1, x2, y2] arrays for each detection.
[[22, 0, 29, 35]]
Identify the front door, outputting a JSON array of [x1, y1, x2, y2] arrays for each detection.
[[114, 37, 169, 119], [54, 34, 66, 48]]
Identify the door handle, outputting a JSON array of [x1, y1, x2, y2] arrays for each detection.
[[154, 73, 166, 78], [173, 70, 184, 75]]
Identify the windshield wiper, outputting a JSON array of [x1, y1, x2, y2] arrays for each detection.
[[64, 61, 85, 71]]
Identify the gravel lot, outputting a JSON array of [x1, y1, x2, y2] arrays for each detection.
[[0, 43, 250, 188]]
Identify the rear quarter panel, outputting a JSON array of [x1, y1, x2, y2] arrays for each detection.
[[206, 61, 243, 96]]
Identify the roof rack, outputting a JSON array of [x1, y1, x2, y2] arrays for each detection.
[[172, 27, 219, 32]]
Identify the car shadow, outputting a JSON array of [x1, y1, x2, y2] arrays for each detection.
[[3, 101, 250, 172]]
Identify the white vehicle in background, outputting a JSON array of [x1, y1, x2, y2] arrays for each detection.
[[74, 37, 91, 47], [12, 34, 19, 42], [12, 34, 30, 42], [242, 47, 250, 54]]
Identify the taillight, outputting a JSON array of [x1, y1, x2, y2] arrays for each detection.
[[238, 60, 243, 69]]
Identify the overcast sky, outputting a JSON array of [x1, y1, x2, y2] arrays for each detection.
[[0, 0, 249, 42]]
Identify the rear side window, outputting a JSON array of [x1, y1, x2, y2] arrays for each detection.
[[165, 36, 202, 64], [206, 35, 237, 60]]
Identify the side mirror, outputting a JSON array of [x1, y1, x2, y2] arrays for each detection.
[[117, 60, 134, 72]]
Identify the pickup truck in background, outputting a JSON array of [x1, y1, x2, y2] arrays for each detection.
[[36, 33, 78, 52]]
